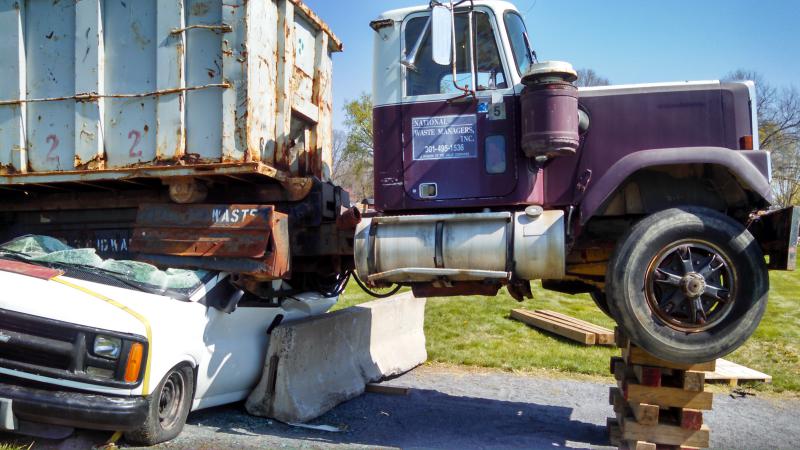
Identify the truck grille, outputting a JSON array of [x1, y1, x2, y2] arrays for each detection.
[[0, 308, 146, 388]]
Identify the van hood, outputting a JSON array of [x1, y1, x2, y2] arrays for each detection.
[[0, 267, 160, 337]]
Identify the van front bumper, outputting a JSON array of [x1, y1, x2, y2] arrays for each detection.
[[0, 380, 148, 431]]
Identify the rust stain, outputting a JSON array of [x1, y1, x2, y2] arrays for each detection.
[[0, 164, 18, 175], [191, 1, 210, 16], [130, 21, 152, 48], [288, 0, 343, 52], [130, 204, 290, 279], [74, 153, 106, 171]]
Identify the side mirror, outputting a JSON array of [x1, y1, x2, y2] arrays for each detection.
[[431, 5, 452, 66]]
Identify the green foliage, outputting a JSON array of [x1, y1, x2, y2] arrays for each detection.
[[335, 93, 375, 200], [343, 93, 374, 160], [337, 270, 800, 393]]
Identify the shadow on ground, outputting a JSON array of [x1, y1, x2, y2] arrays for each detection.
[[0, 387, 610, 449]]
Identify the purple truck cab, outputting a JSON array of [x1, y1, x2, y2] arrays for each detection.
[[357, 0, 798, 363]]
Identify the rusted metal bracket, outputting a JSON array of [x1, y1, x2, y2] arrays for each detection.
[[0, 83, 231, 106], [130, 204, 290, 280], [170, 24, 233, 35], [280, 177, 315, 201]]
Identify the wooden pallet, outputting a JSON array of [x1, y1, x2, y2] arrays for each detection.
[[703, 358, 772, 386], [607, 329, 714, 449], [510, 309, 614, 345]]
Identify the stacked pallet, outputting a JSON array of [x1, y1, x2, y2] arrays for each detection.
[[607, 330, 715, 450]]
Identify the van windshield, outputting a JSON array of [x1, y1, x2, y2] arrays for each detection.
[[0, 235, 209, 296]]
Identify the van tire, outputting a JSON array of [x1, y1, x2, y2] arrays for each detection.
[[125, 364, 194, 446]]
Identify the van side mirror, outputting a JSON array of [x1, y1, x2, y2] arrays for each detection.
[[431, 5, 452, 66]]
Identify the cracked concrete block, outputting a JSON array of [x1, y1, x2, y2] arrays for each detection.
[[245, 292, 426, 423]]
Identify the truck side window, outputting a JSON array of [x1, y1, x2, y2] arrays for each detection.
[[504, 12, 534, 76], [485, 135, 507, 174], [405, 11, 507, 97]]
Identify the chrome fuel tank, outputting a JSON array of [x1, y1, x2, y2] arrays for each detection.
[[354, 210, 565, 285]]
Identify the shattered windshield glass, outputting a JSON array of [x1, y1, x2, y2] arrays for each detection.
[[0, 235, 208, 294]]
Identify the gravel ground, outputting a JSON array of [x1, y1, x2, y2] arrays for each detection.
[[4, 365, 798, 450]]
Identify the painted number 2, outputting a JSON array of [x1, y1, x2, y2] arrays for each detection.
[[46, 134, 60, 165], [128, 130, 142, 158]]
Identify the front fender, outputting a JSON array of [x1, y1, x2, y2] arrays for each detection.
[[579, 147, 773, 224]]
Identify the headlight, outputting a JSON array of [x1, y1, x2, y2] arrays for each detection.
[[94, 335, 122, 359]]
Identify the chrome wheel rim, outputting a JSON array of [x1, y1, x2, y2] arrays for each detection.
[[158, 371, 185, 430], [644, 240, 736, 332]]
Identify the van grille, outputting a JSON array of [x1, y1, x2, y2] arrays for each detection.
[[0, 308, 146, 388]]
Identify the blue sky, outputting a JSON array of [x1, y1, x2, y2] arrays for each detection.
[[304, 0, 800, 130]]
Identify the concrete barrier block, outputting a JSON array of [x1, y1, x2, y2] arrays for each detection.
[[245, 292, 426, 423]]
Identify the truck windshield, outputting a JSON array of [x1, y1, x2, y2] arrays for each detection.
[[405, 10, 507, 96], [0, 235, 208, 297], [504, 11, 535, 76]]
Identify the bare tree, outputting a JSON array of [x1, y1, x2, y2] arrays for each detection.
[[575, 68, 610, 87], [331, 129, 348, 180], [724, 70, 800, 206], [724, 70, 800, 149], [771, 141, 800, 206]]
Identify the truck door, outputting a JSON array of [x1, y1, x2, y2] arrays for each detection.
[[400, 9, 517, 202]]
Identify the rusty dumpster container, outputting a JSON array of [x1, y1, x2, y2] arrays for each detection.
[[0, 0, 341, 191], [0, 0, 354, 289]]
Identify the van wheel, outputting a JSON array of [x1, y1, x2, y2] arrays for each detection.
[[125, 365, 194, 446], [607, 207, 768, 363]]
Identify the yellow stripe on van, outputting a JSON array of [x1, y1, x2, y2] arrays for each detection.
[[51, 277, 153, 394]]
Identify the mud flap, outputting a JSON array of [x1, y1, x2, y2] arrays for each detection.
[[0, 398, 17, 431], [750, 206, 799, 271]]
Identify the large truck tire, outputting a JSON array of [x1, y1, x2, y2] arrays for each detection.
[[606, 207, 768, 363], [590, 291, 614, 319]]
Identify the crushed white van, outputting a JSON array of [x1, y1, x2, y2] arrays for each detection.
[[0, 236, 336, 445]]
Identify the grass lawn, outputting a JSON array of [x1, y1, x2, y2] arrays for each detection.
[[335, 270, 800, 393]]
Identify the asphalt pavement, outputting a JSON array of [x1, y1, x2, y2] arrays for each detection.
[[3, 365, 798, 450]]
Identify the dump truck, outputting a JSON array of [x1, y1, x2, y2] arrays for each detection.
[[0, 0, 798, 444]]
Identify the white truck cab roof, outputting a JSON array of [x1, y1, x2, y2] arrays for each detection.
[[371, 0, 527, 107]]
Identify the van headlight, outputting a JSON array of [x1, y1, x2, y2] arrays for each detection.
[[93, 335, 122, 359]]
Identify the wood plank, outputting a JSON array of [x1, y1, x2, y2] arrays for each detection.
[[529, 310, 610, 340], [624, 345, 716, 372], [629, 403, 660, 426], [607, 417, 622, 447], [680, 409, 704, 431], [703, 358, 772, 385], [609, 387, 626, 413], [632, 365, 663, 387], [610, 356, 625, 375], [624, 441, 657, 450], [619, 414, 710, 447], [682, 371, 706, 392], [615, 326, 630, 349], [621, 380, 713, 410], [614, 361, 635, 382], [365, 384, 410, 396], [534, 310, 615, 344], [510, 309, 595, 345]]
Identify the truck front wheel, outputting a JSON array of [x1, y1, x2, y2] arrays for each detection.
[[125, 364, 195, 446], [607, 207, 768, 363]]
